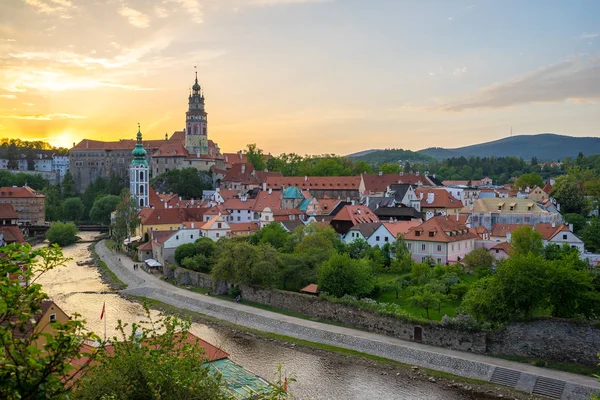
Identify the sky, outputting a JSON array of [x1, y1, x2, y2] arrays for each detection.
[[0, 0, 599, 155]]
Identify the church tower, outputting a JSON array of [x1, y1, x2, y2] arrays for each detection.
[[130, 124, 149, 208], [185, 70, 208, 156]]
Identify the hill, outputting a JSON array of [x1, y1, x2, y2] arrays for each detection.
[[347, 148, 432, 164], [418, 134, 600, 161]]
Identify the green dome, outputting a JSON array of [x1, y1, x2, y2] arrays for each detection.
[[131, 127, 148, 166]]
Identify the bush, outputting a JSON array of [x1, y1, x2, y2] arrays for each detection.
[[45, 221, 79, 246], [318, 253, 375, 298]]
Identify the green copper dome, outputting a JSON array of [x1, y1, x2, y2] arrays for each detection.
[[131, 126, 148, 166]]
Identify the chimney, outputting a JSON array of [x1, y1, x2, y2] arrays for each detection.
[[262, 182, 266, 191], [85, 140, 89, 149], [551, 222, 556, 228], [72, 142, 75, 148], [427, 192, 434, 204], [191, 222, 195, 228], [241, 164, 246, 174], [456, 212, 459, 222], [416, 171, 420, 176], [569, 223, 573, 232], [419, 192, 423, 200], [378, 171, 382, 176], [196, 150, 200, 158], [268, 188, 272, 194], [304, 176, 308, 182], [399, 171, 404, 176], [469, 202, 473, 211]]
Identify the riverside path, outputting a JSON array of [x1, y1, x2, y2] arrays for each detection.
[[95, 240, 599, 400]]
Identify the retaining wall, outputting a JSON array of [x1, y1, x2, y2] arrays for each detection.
[[168, 266, 600, 366]]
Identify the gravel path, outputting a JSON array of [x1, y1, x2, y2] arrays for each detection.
[[95, 240, 600, 399]]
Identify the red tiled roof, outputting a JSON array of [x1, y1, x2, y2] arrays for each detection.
[[223, 198, 256, 210], [382, 220, 421, 238], [490, 241, 513, 254], [153, 141, 189, 158], [0, 203, 19, 219], [229, 222, 260, 233], [223, 152, 248, 169], [0, 226, 25, 244], [543, 182, 553, 194], [332, 205, 379, 225], [252, 190, 282, 212], [534, 223, 570, 241], [265, 176, 361, 190], [137, 241, 153, 251], [491, 224, 523, 238], [70, 139, 166, 151], [361, 173, 432, 194], [300, 284, 319, 294], [151, 230, 176, 243], [416, 188, 462, 209], [0, 186, 45, 198], [404, 216, 478, 243], [141, 207, 208, 225], [222, 163, 258, 184], [316, 199, 342, 215], [218, 190, 238, 201]]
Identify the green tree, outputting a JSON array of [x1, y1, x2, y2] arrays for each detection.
[[61, 171, 76, 198], [89, 195, 121, 225], [250, 222, 290, 251], [73, 307, 225, 399], [463, 247, 494, 272], [551, 175, 586, 214], [110, 192, 141, 249], [509, 225, 543, 256], [62, 197, 85, 223], [462, 254, 548, 323], [318, 253, 374, 298], [150, 168, 211, 199], [411, 263, 431, 285], [514, 172, 543, 190], [388, 236, 413, 273], [46, 221, 79, 246], [246, 143, 266, 171], [582, 218, 600, 252], [545, 258, 600, 319], [410, 289, 443, 320], [563, 213, 587, 234], [0, 244, 97, 399], [346, 238, 370, 259], [211, 241, 279, 286], [175, 243, 197, 265]]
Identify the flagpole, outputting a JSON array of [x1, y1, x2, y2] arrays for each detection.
[[104, 305, 107, 342]]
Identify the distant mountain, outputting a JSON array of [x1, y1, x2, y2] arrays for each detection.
[[347, 148, 432, 164], [418, 134, 600, 161]]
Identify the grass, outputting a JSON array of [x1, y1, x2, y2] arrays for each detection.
[[96, 259, 128, 290], [496, 355, 600, 377], [104, 239, 117, 252]]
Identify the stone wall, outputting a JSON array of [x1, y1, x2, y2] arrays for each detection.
[[487, 320, 600, 366], [169, 266, 600, 365]]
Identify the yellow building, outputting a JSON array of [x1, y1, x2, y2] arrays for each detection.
[[10, 300, 71, 351]]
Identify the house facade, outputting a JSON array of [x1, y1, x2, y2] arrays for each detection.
[[404, 216, 478, 264], [0, 186, 45, 225]]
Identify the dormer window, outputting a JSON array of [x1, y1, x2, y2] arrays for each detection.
[[428, 231, 435, 237]]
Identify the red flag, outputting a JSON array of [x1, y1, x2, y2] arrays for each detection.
[[283, 377, 288, 392], [100, 301, 106, 320]]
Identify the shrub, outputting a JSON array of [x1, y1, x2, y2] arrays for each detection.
[[45, 221, 79, 246]]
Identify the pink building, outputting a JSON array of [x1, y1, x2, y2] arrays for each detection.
[[404, 216, 478, 265]]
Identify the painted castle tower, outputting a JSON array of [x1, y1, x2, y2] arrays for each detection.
[[185, 71, 208, 156], [130, 125, 149, 208]]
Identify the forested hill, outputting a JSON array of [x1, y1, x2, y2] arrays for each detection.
[[418, 134, 600, 161], [346, 148, 432, 164]]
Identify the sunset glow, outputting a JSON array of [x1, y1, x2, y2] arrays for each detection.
[[1, 0, 599, 154]]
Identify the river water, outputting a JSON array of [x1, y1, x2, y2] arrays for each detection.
[[37, 233, 489, 400]]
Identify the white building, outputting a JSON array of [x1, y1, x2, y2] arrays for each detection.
[[52, 155, 70, 178], [201, 214, 231, 241], [129, 125, 149, 208], [152, 227, 201, 266]]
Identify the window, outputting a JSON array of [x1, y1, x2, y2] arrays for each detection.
[[437, 258, 442, 264], [451, 244, 455, 251], [385, 237, 389, 242], [191, 235, 194, 239], [407, 243, 412, 250], [216, 233, 219, 238], [217, 222, 222, 228], [237, 216, 241, 221], [376, 236, 380, 242], [437, 244, 442, 252], [421, 244, 426, 251], [176, 235, 179, 240], [562, 234, 567, 240], [49, 314, 56, 323], [458, 243, 461, 250], [495, 249, 499, 254]]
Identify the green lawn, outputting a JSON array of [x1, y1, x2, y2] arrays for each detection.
[[104, 239, 117, 251], [373, 271, 477, 321]]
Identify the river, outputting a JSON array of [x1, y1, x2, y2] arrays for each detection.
[[37, 233, 493, 400]]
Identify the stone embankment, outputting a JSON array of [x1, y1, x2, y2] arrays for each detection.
[[96, 241, 600, 400]]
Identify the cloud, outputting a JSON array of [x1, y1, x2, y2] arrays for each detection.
[[440, 58, 600, 111], [453, 66, 467, 76], [22, 0, 73, 18], [154, 5, 169, 18], [251, 0, 332, 5], [580, 33, 599, 39], [118, 6, 151, 28], [164, 0, 203, 22], [0, 113, 87, 120], [0, 94, 16, 99]]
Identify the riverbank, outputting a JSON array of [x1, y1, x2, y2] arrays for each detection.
[[95, 240, 600, 400], [127, 293, 538, 400]]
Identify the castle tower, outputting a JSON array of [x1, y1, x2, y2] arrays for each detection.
[[185, 70, 208, 156], [130, 124, 149, 208]]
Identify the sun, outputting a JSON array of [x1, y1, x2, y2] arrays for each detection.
[[49, 131, 77, 149]]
